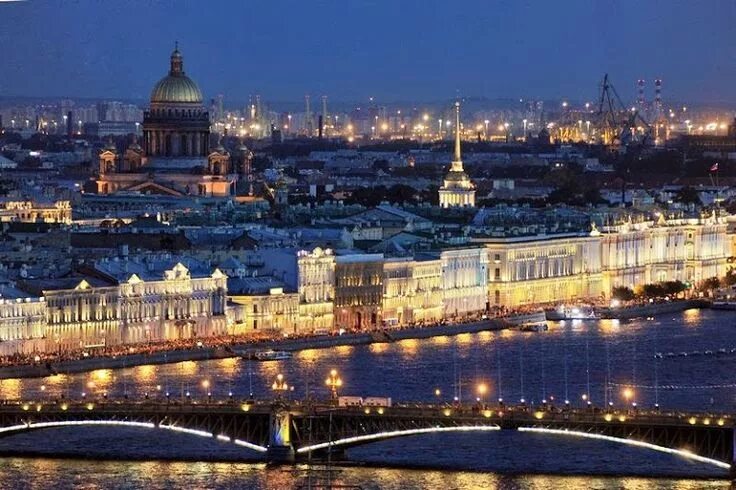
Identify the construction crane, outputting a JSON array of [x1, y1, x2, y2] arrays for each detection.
[[596, 74, 651, 146]]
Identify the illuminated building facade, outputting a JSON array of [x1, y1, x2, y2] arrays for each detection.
[[600, 215, 729, 290], [334, 254, 384, 330], [0, 297, 47, 356], [382, 257, 443, 326], [229, 287, 299, 335], [16, 261, 228, 354], [95, 46, 239, 198], [440, 248, 488, 317], [481, 235, 603, 307], [438, 102, 475, 208], [0, 200, 72, 224], [297, 248, 336, 333]]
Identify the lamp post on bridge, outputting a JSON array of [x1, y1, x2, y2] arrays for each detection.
[[476, 382, 488, 406], [325, 369, 343, 404], [272, 374, 290, 400]]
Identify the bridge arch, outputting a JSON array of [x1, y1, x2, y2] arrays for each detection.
[[296, 425, 501, 454], [0, 420, 267, 453], [517, 427, 731, 471]]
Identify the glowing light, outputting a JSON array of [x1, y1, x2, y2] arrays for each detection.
[[534, 411, 545, 420], [233, 438, 268, 452], [296, 425, 500, 453], [604, 413, 613, 422], [0, 420, 269, 453], [517, 427, 730, 470]]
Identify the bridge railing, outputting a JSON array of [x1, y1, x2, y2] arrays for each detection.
[[0, 398, 731, 429]]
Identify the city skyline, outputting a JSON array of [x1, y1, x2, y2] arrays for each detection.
[[1, 0, 735, 105]]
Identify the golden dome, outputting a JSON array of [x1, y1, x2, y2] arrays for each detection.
[[150, 46, 203, 105]]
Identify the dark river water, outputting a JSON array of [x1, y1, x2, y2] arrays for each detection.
[[1, 308, 735, 489]]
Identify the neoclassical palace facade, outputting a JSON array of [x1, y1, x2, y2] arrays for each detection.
[[0, 215, 730, 355]]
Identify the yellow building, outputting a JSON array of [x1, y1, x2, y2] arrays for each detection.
[[0, 200, 72, 224], [438, 102, 475, 208], [229, 287, 299, 336], [440, 248, 488, 317], [477, 234, 603, 307], [0, 296, 47, 356], [334, 254, 384, 330], [600, 214, 729, 291], [18, 261, 228, 355], [382, 257, 443, 326], [297, 248, 336, 333]]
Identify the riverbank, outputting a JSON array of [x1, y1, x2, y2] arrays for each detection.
[[0, 301, 711, 380], [598, 299, 709, 320], [0, 313, 542, 380]]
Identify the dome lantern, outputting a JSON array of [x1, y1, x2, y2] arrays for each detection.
[[150, 44, 203, 105]]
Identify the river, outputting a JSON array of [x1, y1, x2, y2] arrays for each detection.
[[0, 308, 735, 489]]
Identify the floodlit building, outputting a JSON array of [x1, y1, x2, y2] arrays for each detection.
[[334, 254, 384, 330], [297, 247, 336, 333], [440, 247, 488, 317], [600, 214, 729, 290], [95, 45, 240, 197], [17, 258, 228, 354], [382, 256, 443, 326], [0, 294, 47, 356], [438, 102, 475, 208], [0, 200, 72, 224], [229, 285, 299, 336], [478, 234, 603, 307]]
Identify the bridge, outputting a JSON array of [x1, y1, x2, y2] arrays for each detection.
[[0, 398, 732, 475]]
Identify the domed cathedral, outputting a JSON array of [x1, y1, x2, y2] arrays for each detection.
[[438, 102, 476, 208], [95, 44, 243, 198]]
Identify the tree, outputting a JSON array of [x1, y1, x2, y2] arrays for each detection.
[[701, 276, 721, 292], [661, 280, 687, 297], [673, 186, 701, 206], [641, 283, 666, 298], [723, 269, 736, 287], [611, 286, 635, 302]]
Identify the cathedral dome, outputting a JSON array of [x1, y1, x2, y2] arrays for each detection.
[[150, 46, 203, 105]]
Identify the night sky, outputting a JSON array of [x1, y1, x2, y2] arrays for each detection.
[[1, 0, 735, 105]]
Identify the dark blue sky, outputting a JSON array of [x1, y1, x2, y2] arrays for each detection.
[[1, 0, 735, 105]]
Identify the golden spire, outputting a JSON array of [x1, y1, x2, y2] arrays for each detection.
[[451, 101, 463, 172]]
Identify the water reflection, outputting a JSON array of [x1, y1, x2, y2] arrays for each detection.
[[1, 378, 21, 399]]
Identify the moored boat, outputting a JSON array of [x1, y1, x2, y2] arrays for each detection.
[[545, 305, 600, 321], [243, 350, 292, 361]]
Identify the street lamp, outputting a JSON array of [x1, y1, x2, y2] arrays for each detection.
[[476, 382, 488, 403], [622, 387, 634, 406], [325, 369, 343, 401], [272, 374, 289, 397]]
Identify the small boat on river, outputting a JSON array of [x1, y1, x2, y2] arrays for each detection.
[[243, 350, 292, 361], [545, 305, 600, 321]]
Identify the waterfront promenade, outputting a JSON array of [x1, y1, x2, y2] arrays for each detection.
[[0, 300, 709, 380], [0, 313, 540, 380]]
